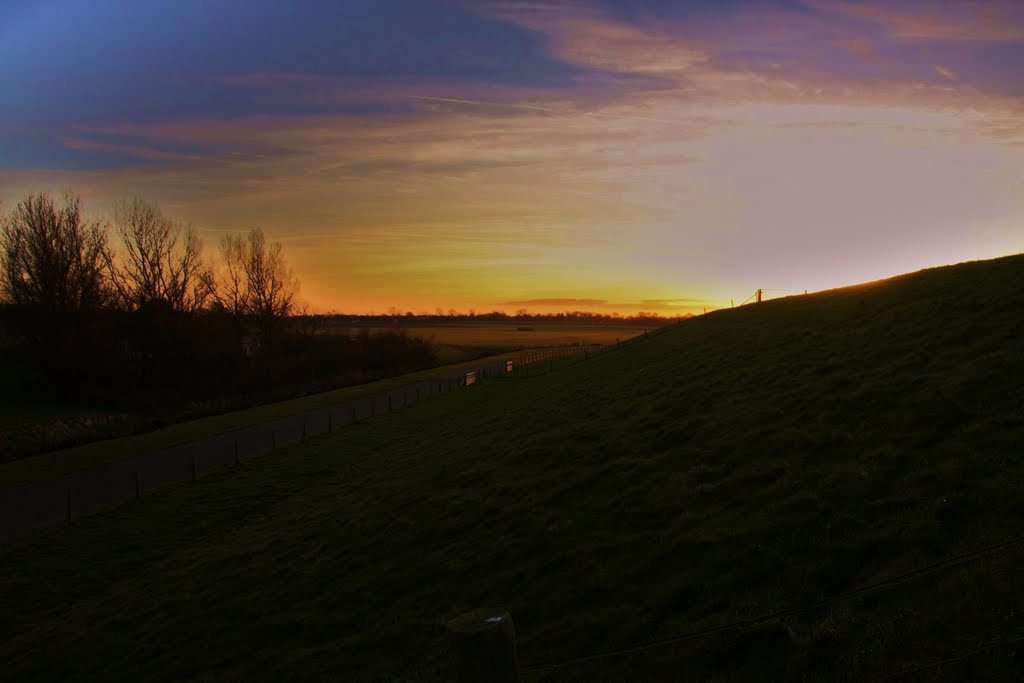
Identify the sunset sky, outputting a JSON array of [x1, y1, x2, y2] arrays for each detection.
[[2, 0, 1022, 315]]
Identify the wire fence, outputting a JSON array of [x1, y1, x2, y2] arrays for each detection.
[[0, 342, 625, 542]]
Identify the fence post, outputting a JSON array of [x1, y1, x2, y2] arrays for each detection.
[[447, 609, 519, 683]]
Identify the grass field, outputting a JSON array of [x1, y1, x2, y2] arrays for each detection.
[[1, 254, 1022, 681], [0, 320, 650, 465], [0, 349, 574, 491]]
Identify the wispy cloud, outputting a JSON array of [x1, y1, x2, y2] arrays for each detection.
[[59, 137, 205, 162], [501, 297, 714, 311], [3, 0, 1023, 314], [816, 0, 1024, 41]]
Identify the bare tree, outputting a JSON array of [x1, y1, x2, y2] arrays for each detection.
[[107, 197, 211, 313], [0, 192, 110, 356], [214, 232, 248, 318], [212, 227, 298, 342], [243, 227, 298, 335]]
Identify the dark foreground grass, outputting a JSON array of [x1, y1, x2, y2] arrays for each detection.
[[1, 255, 1023, 681], [0, 349, 560, 491]]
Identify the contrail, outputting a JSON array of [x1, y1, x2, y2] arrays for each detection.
[[408, 95, 679, 124], [409, 95, 562, 113]]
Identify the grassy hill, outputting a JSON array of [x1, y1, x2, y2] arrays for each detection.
[[1, 254, 1022, 681]]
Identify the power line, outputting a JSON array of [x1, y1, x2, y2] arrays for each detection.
[[738, 291, 758, 306], [521, 533, 1024, 675]]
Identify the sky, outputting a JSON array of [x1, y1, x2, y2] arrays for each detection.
[[1, 0, 1022, 316]]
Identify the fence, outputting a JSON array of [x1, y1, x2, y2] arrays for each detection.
[[0, 344, 608, 543]]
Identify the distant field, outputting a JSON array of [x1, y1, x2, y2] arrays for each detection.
[[3, 255, 1022, 681], [330, 320, 653, 359]]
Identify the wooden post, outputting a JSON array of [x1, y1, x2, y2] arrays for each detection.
[[447, 609, 519, 683], [756, 288, 763, 303]]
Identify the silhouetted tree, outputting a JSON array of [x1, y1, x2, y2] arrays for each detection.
[[244, 227, 298, 339], [213, 232, 248, 319], [0, 192, 111, 364], [212, 227, 298, 344], [107, 197, 211, 313]]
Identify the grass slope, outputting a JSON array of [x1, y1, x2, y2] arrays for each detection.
[[2, 255, 1022, 681]]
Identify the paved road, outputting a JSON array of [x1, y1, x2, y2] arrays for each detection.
[[0, 348, 583, 543]]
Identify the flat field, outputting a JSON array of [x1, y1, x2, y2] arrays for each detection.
[[2, 255, 1022, 681], [329, 320, 653, 362]]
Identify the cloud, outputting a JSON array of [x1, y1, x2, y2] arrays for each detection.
[[501, 298, 609, 307], [813, 0, 1024, 42], [501, 297, 715, 310], [59, 137, 204, 162]]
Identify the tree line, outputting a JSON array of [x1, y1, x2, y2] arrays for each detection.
[[345, 310, 684, 325], [0, 191, 433, 428], [0, 192, 297, 362]]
